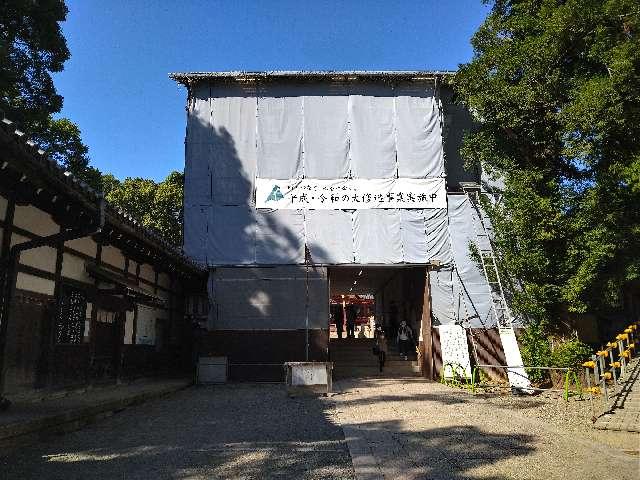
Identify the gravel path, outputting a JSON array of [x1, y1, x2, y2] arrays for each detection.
[[0, 384, 354, 480], [2, 380, 638, 479], [331, 377, 639, 480]]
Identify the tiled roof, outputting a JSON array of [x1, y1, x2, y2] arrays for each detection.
[[0, 117, 204, 276]]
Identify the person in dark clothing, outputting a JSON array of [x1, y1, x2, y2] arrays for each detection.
[[346, 304, 358, 338], [397, 320, 414, 360], [331, 304, 344, 338], [375, 326, 388, 372]]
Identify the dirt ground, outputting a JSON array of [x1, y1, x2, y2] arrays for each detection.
[[1, 379, 638, 479], [331, 377, 639, 480]]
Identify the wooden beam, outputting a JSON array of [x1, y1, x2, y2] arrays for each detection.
[[421, 269, 434, 380]]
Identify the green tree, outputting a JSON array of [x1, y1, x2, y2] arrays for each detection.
[[105, 172, 184, 247], [0, 0, 69, 127], [455, 0, 640, 328], [1, 0, 97, 183]]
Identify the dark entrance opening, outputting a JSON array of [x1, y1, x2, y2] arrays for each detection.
[[327, 266, 429, 379]]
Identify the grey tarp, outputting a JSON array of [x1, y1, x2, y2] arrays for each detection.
[[353, 210, 403, 264], [395, 95, 444, 178], [186, 84, 211, 144], [349, 94, 397, 178], [447, 194, 496, 327], [305, 210, 354, 264], [184, 82, 458, 266], [424, 208, 454, 264], [207, 206, 256, 265], [302, 95, 349, 178], [400, 209, 453, 264], [183, 204, 208, 265], [429, 268, 456, 325], [400, 209, 429, 263], [255, 209, 305, 264], [208, 266, 328, 330], [184, 143, 211, 206], [210, 92, 257, 206], [257, 96, 303, 179]]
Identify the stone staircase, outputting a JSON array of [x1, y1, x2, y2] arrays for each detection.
[[330, 338, 421, 380]]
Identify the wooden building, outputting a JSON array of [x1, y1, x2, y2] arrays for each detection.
[[0, 118, 206, 401]]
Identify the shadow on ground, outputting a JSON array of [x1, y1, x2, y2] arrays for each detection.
[[344, 420, 535, 480], [0, 383, 541, 480]]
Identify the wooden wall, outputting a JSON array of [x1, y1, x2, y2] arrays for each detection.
[[0, 193, 192, 395]]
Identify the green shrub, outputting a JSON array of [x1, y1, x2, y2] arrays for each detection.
[[550, 339, 592, 372], [519, 322, 551, 383]]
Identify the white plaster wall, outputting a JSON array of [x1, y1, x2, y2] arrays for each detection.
[[16, 272, 55, 296], [13, 205, 59, 237], [65, 237, 98, 258], [11, 233, 57, 273], [140, 280, 155, 295], [139, 264, 155, 283], [124, 310, 134, 344], [101, 245, 125, 271], [61, 252, 93, 284], [128, 259, 137, 276]]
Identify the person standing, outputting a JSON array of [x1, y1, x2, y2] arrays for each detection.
[[331, 304, 344, 338], [375, 326, 388, 372], [397, 320, 414, 360], [346, 304, 357, 338]]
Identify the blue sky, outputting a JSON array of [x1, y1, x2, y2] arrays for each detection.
[[54, 1, 490, 182]]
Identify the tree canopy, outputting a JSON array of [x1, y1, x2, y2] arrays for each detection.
[[104, 172, 184, 247], [455, 0, 640, 326], [1, 1, 184, 246], [1, 0, 97, 186]]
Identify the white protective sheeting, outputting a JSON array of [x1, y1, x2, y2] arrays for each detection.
[[425, 208, 454, 264], [429, 268, 457, 325], [184, 143, 211, 205], [400, 208, 453, 264], [255, 210, 305, 264], [353, 210, 403, 264], [210, 93, 257, 206], [257, 96, 303, 179], [305, 210, 354, 264], [255, 178, 447, 209], [395, 95, 444, 178], [349, 94, 397, 178], [303, 95, 349, 178], [207, 206, 256, 265], [447, 194, 496, 327], [400, 209, 429, 263]]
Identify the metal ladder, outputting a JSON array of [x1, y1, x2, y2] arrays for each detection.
[[461, 185, 532, 391]]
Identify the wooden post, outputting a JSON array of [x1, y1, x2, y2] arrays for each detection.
[[421, 269, 433, 380]]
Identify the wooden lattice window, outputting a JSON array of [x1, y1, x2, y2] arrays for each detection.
[[55, 285, 87, 344]]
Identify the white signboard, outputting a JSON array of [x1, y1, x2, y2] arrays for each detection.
[[291, 363, 328, 386], [255, 178, 446, 210], [438, 325, 472, 378]]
